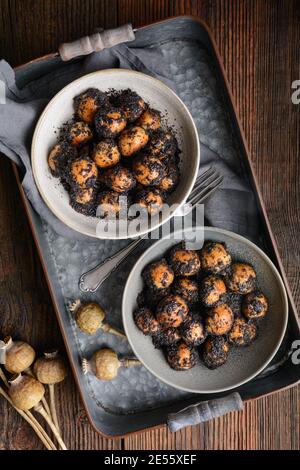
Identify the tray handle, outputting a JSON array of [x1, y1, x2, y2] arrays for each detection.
[[59, 24, 135, 61], [167, 392, 243, 432]]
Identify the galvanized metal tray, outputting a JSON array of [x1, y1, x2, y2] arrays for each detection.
[[12, 16, 300, 438]]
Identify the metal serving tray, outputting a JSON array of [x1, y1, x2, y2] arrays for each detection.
[[12, 16, 300, 437]]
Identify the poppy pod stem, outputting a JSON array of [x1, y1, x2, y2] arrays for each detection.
[[0, 367, 57, 450], [101, 322, 126, 338], [34, 403, 67, 450], [120, 358, 141, 368]]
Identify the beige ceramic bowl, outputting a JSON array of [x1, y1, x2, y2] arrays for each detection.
[[32, 69, 200, 239], [122, 227, 288, 394]]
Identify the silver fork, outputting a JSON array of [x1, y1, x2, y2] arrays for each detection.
[[79, 167, 223, 293]]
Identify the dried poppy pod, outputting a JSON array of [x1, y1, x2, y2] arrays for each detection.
[[137, 108, 161, 131], [0, 336, 35, 374], [8, 374, 67, 450], [34, 351, 67, 434], [70, 300, 125, 337], [119, 126, 149, 157], [8, 374, 45, 411], [82, 348, 140, 381]]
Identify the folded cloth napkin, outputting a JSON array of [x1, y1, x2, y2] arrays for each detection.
[[0, 37, 259, 241]]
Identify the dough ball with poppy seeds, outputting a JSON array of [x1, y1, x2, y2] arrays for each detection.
[[200, 275, 227, 307], [119, 126, 149, 157], [168, 244, 201, 276], [202, 336, 230, 369], [70, 187, 96, 216], [200, 241, 232, 274], [137, 108, 161, 131], [48, 142, 77, 177], [134, 188, 164, 216], [152, 327, 181, 349], [92, 140, 120, 168], [117, 89, 146, 122], [242, 290, 268, 320], [102, 165, 136, 193], [95, 108, 127, 139], [66, 121, 93, 146], [228, 317, 257, 347], [155, 163, 179, 192], [68, 157, 98, 189], [205, 303, 234, 336], [74, 88, 109, 124], [146, 129, 178, 160], [142, 259, 174, 291], [156, 294, 189, 328], [132, 154, 165, 186], [166, 342, 196, 370], [173, 277, 199, 304], [134, 307, 160, 336], [180, 317, 207, 347], [226, 263, 256, 294], [97, 190, 123, 219]]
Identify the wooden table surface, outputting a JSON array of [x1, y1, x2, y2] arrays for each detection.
[[0, 0, 299, 450]]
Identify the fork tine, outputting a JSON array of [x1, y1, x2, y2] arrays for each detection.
[[192, 166, 216, 189], [189, 176, 223, 207], [187, 168, 219, 202]]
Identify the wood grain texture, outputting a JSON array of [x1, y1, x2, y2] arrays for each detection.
[[0, 0, 299, 450]]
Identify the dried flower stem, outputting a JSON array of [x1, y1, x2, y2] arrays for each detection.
[[49, 384, 60, 434], [34, 403, 67, 450], [0, 384, 56, 450]]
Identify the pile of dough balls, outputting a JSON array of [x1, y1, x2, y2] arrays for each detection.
[[134, 241, 268, 371], [47, 88, 180, 218]]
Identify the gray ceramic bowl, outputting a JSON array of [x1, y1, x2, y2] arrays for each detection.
[[122, 227, 288, 394]]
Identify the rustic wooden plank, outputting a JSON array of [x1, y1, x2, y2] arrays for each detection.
[[0, 0, 299, 450]]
